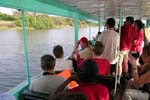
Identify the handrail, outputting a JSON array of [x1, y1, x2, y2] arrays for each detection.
[[21, 10, 31, 85]]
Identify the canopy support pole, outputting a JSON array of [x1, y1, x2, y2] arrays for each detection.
[[98, 16, 101, 32], [114, 0, 123, 96], [89, 25, 91, 40], [21, 10, 31, 85], [74, 14, 79, 42], [146, 19, 150, 28]]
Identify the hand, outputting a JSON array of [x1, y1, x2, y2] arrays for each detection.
[[75, 41, 80, 49]]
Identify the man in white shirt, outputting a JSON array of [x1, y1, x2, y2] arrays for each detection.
[[53, 45, 73, 71], [98, 18, 119, 74]]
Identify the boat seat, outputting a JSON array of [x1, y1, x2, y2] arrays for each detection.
[[22, 90, 49, 100], [97, 75, 115, 90], [97, 75, 115, 98]]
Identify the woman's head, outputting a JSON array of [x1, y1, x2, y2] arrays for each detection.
[[79, 37, 89, 49], [81, 59, 98, 83], [141, 44, 150, 63], [134, 20, 144, 31]]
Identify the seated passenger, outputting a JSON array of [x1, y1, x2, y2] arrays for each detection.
[[54, 59, 110, 100], [71, 37, 93, 63], [30, 54, 66, 94], [53, 45, 73, 72], [78, 41, 110, 75], [122, 45, 150, 100], [93, 41, 110, 75], [53, 45, 78, 88]]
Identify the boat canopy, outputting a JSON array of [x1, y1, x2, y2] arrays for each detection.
[[0, 0, 150, 21], [56, 0, 150, 20]]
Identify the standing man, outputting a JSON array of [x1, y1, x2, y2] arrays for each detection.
[[118, 16, 136, 83], [98, 18, 119, 75]]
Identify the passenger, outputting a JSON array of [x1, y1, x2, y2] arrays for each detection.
[[118, 16, 136, 83], [93, 41, 110, 75], [50, 92, 87, 100], [71, 37, 93, 61], [53, 45, 78, 89], [78, 41, 110, 75], [53, 45, 73, 72], [54, 59, 110, 100], [131, 20, 144, 55], [97, 18, 119, 75], [122, 45, 150, 100], [94, 32, 101, 41], [30, 54, 66, 94]]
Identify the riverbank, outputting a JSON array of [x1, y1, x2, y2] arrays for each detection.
[[0, 20, 94, 30]]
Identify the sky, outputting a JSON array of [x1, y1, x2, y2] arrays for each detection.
[[0, 7, 16, 15]]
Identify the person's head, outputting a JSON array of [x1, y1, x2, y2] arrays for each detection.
[[81, 59, 98, 84], [50, 92, 87, 100], [106, 18, 115, 28], [98, 32, 101, 35], [126, 16, 134, 24], [41, 54, 55, 71], [141, 44, 150, 63], [53, 45, 64, 58], [79, 37, 89, 49], [134, 20, 145, 31], [93, 41, 104, 56]]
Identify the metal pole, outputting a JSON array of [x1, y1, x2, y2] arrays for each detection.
[[98, 16, 101, 32], [74, 14, 79, 42], [114, 0, 123, 96], [89, 25, 91, 40], [21, 10, 31, 85]]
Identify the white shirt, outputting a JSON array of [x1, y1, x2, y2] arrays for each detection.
[[54, 59, 73, 71], [79, 47, 93, 60], [98, 29, 119, 64], [30, 75, 65, 94]]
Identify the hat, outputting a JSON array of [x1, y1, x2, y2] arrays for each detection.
[[79, 37, 88, 43]]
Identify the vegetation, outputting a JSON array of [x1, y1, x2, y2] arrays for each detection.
[[0, 12, 97, 30]]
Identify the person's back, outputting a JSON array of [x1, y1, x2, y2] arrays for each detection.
[[98, 18, 119, 65], [93, 58, 110, 75], [69, 83, 109, 100], [53, 45, 77, 89], [120, 23, 135, 51], [30, 54, 66, 94], [53, 45, 73, 71], [93, 41, 110, 75], [69, 59, 109, 100], [30, 75, 65, 94]]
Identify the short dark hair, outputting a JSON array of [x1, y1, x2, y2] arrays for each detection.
[[81, 59, 98, 83], [50, 92, 87, 100], [41, 54, 55, 70], [53, 45, 64, 58], [106, 18, 115, 28], [126, 16, 134, 24], [93, 41, 104, 56], [134, 20, 144, 31]]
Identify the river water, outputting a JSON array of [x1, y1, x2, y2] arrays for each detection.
[[0, 27, 98, 94]]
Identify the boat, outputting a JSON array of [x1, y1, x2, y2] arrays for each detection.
[[0, 0, 150, 100]]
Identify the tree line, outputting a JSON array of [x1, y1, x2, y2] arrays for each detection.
[[0, 12, 97, 29]]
